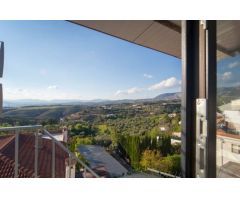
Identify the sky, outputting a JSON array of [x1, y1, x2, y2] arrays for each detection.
[[0, 20, 183, 100], [217, 55, 240, 88]]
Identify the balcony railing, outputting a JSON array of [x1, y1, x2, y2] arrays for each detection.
[[147, 168, 179, 178], [0, 125, 99, 178]]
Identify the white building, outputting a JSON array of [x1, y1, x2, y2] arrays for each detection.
[[219, 99, 240, 133], [168, 113, 177, 118], [160, 126, 166, 131], [217, 131, 240, 177]]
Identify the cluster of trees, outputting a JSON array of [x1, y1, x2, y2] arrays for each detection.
[[66, 111, 181, 175], [68, 134, 113, 153], [140, 150, 181, 175], [69, 122, 97, 136], [106, 115, 162, 136], [118, 132, 172, 169], [68, 136, 95, 152], [104, 113, 181, 137]]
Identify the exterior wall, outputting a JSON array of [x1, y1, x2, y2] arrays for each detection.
[[217, 135, 240, 167], [223, 110, 240, 132], [231, 99, 240, 106]]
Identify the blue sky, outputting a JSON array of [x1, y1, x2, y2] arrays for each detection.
[[0, 20, 182, 100], [217, 55, 240, 88]]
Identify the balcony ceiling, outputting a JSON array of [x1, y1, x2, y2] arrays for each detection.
[[70, 20, 240, 61], [70, 20, 181, 58], [217, 21, 240, 60]]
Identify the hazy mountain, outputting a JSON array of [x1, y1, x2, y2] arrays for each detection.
[[154, 92, 181, 101], [217, 86, 240, 106], [3, 99, 108, 107], [3, 92, 182, 107]]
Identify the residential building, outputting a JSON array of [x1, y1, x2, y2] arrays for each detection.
[[217, 130, 240, 177], [219, 99, 240, 133]]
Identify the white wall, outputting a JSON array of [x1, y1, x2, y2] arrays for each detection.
[[217, 135, 240, 167]]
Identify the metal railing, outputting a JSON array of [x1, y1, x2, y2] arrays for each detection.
[[0, 125, 99, 178], [147, 168, 179, 178], [43, 129, 99, 177]]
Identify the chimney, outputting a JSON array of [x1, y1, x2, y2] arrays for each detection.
[[65, 157, 76, 178], [62, 126, 68, 143]]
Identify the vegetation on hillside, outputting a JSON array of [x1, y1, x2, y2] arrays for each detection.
[[0, 100, 182, 175]]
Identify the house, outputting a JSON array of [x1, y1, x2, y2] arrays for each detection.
[[172, 132, 181, 138], [168, 113, 177, 118], [0, 133, 73, 178], [160, 127, 166, 131]]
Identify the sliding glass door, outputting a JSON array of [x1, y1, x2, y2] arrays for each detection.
[[216, 21, 240, 177]]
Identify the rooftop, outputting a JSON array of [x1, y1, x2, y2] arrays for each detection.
[[219, 99, 240, 112], [0, 133, 68, 178], [78, 145, 128, 177], [217, 130, 240, 140]]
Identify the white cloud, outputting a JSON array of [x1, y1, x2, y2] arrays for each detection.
[[228, 61, 240, 69], [128, 87, 142, 94], [115, 87, 143, 97], [148, 77, 181, 91], [222, 71, 232, 80], [143, 73, 153, 79], [47, 85, 58, 90]]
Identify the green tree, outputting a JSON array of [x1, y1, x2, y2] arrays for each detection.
[[158, 154, 181, 175], [140, 149, 162, 170]]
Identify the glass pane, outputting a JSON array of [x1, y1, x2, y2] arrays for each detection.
[[217, 21, 240, 177], [0, 20, 182, 178]]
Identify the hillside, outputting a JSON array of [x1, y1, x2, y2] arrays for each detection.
[[3, 92, 182, 108], [217, 86, 240, 106], [0, 100, 181, 125], [0, 105, 87, 124], [154, 92, 181, 101]]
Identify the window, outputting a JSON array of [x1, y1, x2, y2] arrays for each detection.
[[232, 144, 240, 154], [216, 21, 240, 178]]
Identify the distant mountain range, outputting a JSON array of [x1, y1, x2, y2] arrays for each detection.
[[3, 92, 182, 107], [217, 86, 240, 106], [154, 92, 181, 101], [4, 85, 239, 108]]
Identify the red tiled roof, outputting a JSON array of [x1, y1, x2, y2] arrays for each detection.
[[0, 134, 68, 178], [217, 130, 240, 140], [0, 154, 34, 178], [0, 135, 15, 150]]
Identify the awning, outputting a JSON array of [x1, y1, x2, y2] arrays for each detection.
[[70, 20, 181, 58], [70, 20, 240, 61]]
